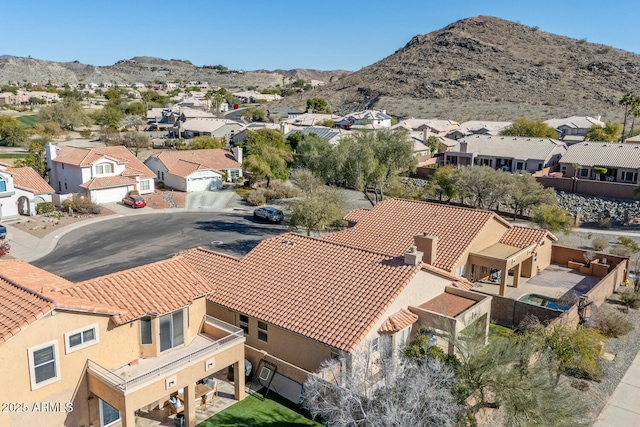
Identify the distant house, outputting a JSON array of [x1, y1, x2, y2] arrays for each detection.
[[442, 135, 567, 173], [394, 118, 460, 137], [144, 148, 243, 191], [446, 120, 512, 140], [267, 107, 304, 120], [285, 112, 341, 127], [543, 116, 604, 144], [284, 125, 349, 145], [558, 142, 640, 183], [232, 91, 281, 103], [337, 109, 392, 129], [172, 118, 244, 140], [0, 164, 54, 220], [46, 144, 156, 204]]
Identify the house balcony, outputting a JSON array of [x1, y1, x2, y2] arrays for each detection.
[[87, 316, 244, 395]]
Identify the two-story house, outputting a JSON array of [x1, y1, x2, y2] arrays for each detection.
[[0, 164, 54, 220], [0, 257, 246, 427], [544, 116, 604, 144], [336, 110, 392, 129], [46, 144, 156, 204], [442, 135, 567, 173]]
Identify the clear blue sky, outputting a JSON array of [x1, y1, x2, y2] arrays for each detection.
[[5, 0, 640, 71]]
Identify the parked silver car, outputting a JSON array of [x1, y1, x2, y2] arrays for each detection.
[[253, 207, 284, 223]]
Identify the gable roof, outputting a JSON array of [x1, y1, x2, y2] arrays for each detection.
[[450, 120, 512, 136], [500, 226, 557, 249], [179, 118, 242, 133], [147, 149, 241, 178], [2, 166, 54, 194], [559, 142, 640, 169], [285, 126, 344, 143], [378, 309, 418, 333], [52, 145, 155, 178], [544, 116, 604, 130], [452, 135, 566, 161], [181, 233, 422, 352], [323, 198, 509, 271], [58, 257, 212, 325], [394, 118, 460, 133], [79, 176, 137, 190]]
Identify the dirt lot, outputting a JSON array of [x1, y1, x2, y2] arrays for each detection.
[[142, 188, 187, 209]]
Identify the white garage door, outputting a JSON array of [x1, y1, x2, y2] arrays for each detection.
[[187, 176, 222, 192], [90, 186, 131, 204]]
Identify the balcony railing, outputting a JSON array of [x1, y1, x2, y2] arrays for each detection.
[[87, 318, 244, 393]]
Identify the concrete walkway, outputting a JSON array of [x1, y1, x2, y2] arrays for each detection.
[[594, 351, 640, 426]]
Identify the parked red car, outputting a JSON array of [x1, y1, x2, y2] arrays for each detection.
[[122, 195, 147, 208]]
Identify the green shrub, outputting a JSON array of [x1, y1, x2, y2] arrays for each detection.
[[544, 325, 604, 381], [36, 202, 55, 214], [79, 129, 92, 138], [236, 187, 251, 199], [590, 309, 633, 337], [128, 190, 139, 196], [619, 288, 640, 309], [156, 181, 165, 189], [592, 237, 609, 251], [62, 194, 102, 214], [617, 236, 640, 253]]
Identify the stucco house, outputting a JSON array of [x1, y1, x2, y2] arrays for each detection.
[[544, 116, 604, 144], [336, 110, 392, 129], [46, 144, 156, 204], [0, 164, 54, 220], [558, 141, 640, 183], [144, 148, 243, 191], [172, 118, 243, 141], [181, 232, 492, 393], [394, 118, 460, 137], [0, 258, 246, 427], [445, 120, 512, 140], [442, 135, 567, 173], [324, 199, 557, 297]]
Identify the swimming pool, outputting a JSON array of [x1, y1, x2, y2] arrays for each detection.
[[518, 294, 571, 311]]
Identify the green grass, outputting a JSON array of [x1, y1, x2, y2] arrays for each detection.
[[489, 323, 514, 341], [0, 153, 28, 159], [16, 114, 40, 127], [197, 390, 321, 427]]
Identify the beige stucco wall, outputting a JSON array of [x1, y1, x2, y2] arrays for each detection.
[[207, 303, 335, 373], [455, 218, 510, 272]]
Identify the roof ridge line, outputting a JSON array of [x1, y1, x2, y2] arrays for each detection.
[[286, 232, 408, 260]]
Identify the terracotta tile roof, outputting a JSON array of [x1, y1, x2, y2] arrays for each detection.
[[0, 259, 75, 293], [378, 309, 418, 333], [58, 257, 212, 325], [323, 198, 510, 271], [148, 149, 241, 178], [80, 176, 137, 190], [182, 233, 422, 352], [3, 166, 54, 194], [344, 208, 371, 224], [419, 292, 477, 317], [0, 276, 55, 344], [53, 145, 155, 178], [500, 226, 557, 249]]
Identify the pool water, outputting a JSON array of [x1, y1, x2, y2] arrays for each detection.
[[518, 294, 571, 311]]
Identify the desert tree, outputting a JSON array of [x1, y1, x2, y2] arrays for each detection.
[[0, 115, 28, 147], [14, 137, 49, 178], [120, 114, 145, 132], [620, 91, 635, 141], [584, 121, 622, 142], [303, 344, 460, 427], [457, 166, 510, 210], [120, 132, 150, 157], [428, 165, 460, 202], [531, 204, 574, 233], [500, 118, 558, 138], [288, 184, 347, 236], [39, 97, 91, 131], [295, 134, 339, 183], [505, 173, 557, 218], [243, 129, 293, 187], [186, 136, 224, 150]]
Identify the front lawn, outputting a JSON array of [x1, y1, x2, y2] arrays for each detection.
[[197, 390, 321, 427]]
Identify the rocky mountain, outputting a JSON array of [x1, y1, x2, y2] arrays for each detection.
[[0, 55, 347, 92], [277, 16, 640, 121]]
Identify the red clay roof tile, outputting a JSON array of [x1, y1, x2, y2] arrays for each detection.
[[419, 292, 477, 317], [378, 308, 418, 333], [148, 149, 241, 178], [3, 166, 54, 194]]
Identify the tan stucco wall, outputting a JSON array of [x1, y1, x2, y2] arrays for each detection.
[[207, 303, 334, 373], [455, 218, 510, 272]]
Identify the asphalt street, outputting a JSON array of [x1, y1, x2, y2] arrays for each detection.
[[32, 211, 288, 282]]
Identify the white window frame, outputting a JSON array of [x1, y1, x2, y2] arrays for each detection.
[[95, 162, 114, 175], [28, 340, 61, 390], [99, 399, 121, 427], [139, 180, 151, 191], [371, 337, 379, 354], [396, 327, 411, 349], [239, 314, 249, 335], [64, 323, 99, 354], [257, 321, 268, 343]]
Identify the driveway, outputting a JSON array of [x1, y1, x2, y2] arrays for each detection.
[[32, 211, 287, 282], [187, 189, 238, 210]]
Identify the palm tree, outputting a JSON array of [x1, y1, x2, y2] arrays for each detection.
[[620, 92, 635, 142], [630, 96, 640, 138]]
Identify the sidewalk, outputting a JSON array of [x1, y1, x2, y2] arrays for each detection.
[[594, 351, 640, 426]]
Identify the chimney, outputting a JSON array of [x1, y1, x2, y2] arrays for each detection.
[[460, 141, 468, 153], [231, 146, 243, 164], [45, 143, 57, 172], [414, 233, 437, 265], [404, 245, 423, 266], [280, 122, 289, 135]]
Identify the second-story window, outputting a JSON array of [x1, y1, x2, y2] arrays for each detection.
[[95, 163, 114, 175], [140, 317, 153, 345], [239, 314, 249, 335], [159, 309, 184, 352], [258, 321, 268, 343]]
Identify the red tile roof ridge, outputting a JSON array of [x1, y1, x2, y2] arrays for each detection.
[[378, 308, 419, 333], [177, 247, 241, 262], [279, 232, 412, 260]]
